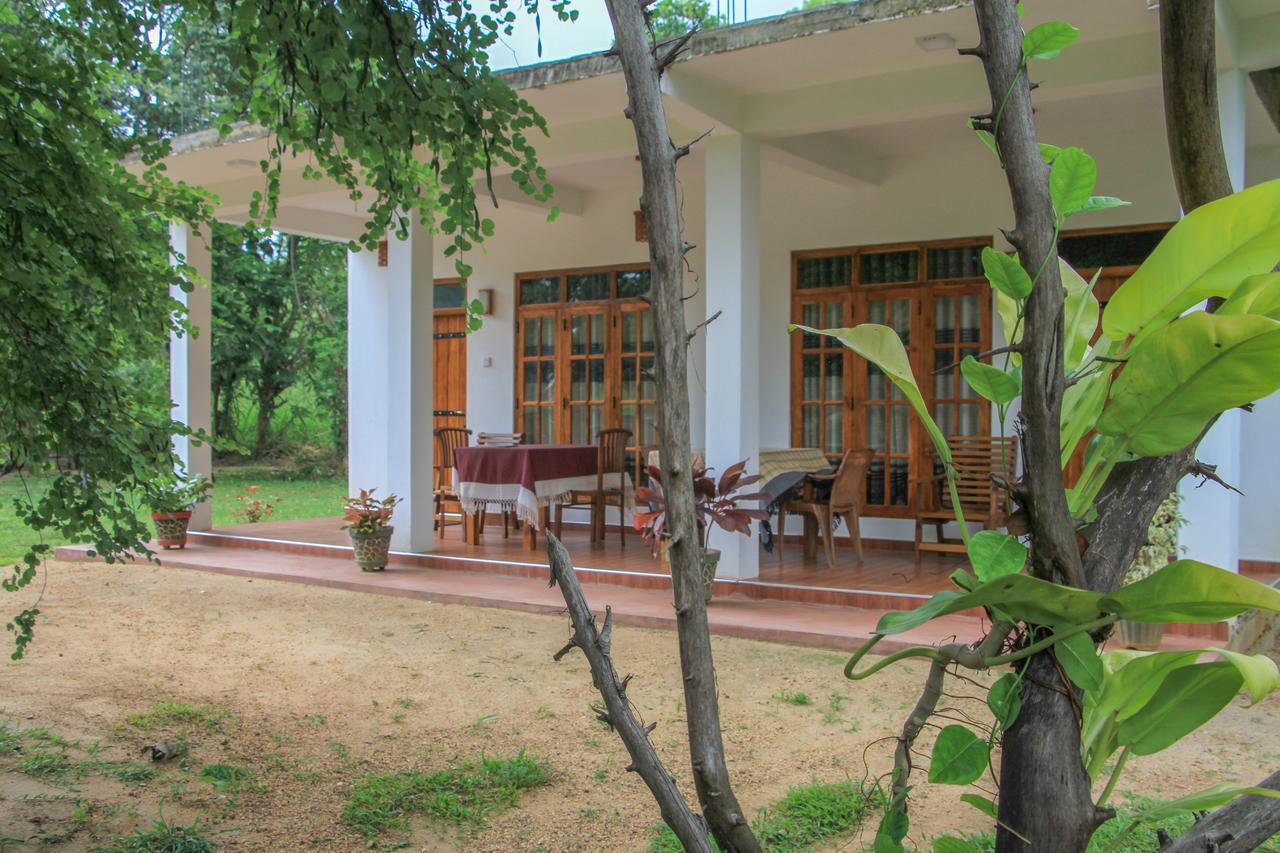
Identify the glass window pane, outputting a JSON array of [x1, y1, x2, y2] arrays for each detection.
[[960, 294, 982, 342], [567, 272, 610, 301], [541, 407, 554, 445], [889, 460, 909, 506], [824, 407, 843, 455], [519, 276, 560, 305], [570, 315, 587, 355], [540, 361, 555, 400], [589, 359, 604, 399], [959, 403, 982, 436], [523, 363, 537, 402], [892, 298, 911, 342], [621, 403, 637, 435], [934, 403, 954, 437], [802, 405, 820, 448], [622, 312, 637, 351], [803, 354, 820, 400], [824, 301, 843, 328], [927, 245, 983, 280], [589, 314, 605, 353], [523, 318, 539, 357], [433, 282, 466, 309], [622, 358, 637, 401], [867, 364, 886, 401], [867, 299, 886, 325], [866, 407, 885, 451], [1058, 228, 1168, 269], [797, 255, 852, 289], [571, 406, 586, 444], [589, 406, 603, 442], [641, 357, 656, 399], [824, 353, 843, 401], [867, 459, 885, 505], [540, 316, 556, 354], [641, 311, 654, 351], [641, 405, 657, 445], [935, 296, 955, 343], [617, 269, 651, 298], [523, 407, 537, 441], [570, 361, 586, 401], [934, 351, 954, 398], [860, 250, 919, 285], [891, 405, 909, 452]]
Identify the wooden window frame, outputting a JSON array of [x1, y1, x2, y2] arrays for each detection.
[[513, 263, 654, 479], [790, 236, 995, 518]]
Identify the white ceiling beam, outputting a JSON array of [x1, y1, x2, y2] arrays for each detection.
[[764, 132, 885, 188], [1235, 11, 1280, 72], [220, 205, 367, 243], [660, 67, 745, 134]]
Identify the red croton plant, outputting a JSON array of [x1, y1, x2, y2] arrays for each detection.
[[341, 489, 400, 534], [634, 460, 770, 554]]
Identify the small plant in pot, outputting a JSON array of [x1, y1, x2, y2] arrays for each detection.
[[343, 489, 400, 572], [1113, 492, 1186, 650], [635, 460, 768, 603], [149, 474, 212, 549]]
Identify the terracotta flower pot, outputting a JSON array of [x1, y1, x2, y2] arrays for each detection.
[[1113, 619, 1165, 651], [151, 511, 193, 550], [349, 526, 394, 572]]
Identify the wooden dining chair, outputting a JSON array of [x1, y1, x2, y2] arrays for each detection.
[[555, 428, 633, 546], [475, 432, 524, 537], [433, 427, 472, 540], [914, 435, 1018, 559], [777, 448, 874, 569]]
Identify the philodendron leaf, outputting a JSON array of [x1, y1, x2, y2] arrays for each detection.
[[967, 530, 1026, 581], [1216, 272, 1280, 320], [982, 247, 1033, 301], [1095, 311, 1280, 457], [987, 672, 1023, 728], [1049, 147, 1097, 219], [929, 725, 989, 785], [1054, 631, 1103, 692], [1101, 560, 1280, 623], [788, 324, 951, 465], [960, 357, 1020, 405], [960, 793, 998, 819], [1116, 662, 1245, 755], [1022, 21, 1079, 60], [1061, 262, 1101, 371], [1103, 179, 1280, 343], [875, 574, 1103, 635]]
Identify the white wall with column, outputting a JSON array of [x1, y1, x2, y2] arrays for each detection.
[[347, 224, 435, 552], [704, 133, 763, 579], [169, 222, 214, 531]]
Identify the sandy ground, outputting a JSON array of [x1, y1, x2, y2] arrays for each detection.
[[1, 560, 1277, 852]]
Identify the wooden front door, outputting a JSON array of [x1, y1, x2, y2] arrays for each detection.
[[433, 310, 467, 429]]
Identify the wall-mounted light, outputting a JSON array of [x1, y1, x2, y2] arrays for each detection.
[[915, 33, 956, 52], [475, 288, 493, 315]]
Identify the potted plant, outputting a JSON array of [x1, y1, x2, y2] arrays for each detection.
[[635, 460, 768, 603], [342, 489, 400, 572], [1113, 492, 1186, 650], [149, 474, 212, 549]]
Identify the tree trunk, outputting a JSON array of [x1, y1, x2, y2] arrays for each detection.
[[966, 1, 1098, 847], [254, 385, 275, 456], [1160, 0, 1235, 215], [600, 3, 759, 850]]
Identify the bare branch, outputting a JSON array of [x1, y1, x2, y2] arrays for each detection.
[[546, 533, 713, 852], [1161, 769, 1280, 853], [686, 310, 722, 345]]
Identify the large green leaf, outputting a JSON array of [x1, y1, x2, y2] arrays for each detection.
[[982, 247, 1032, 301], [1022, 21, 1080, 60], [1055, 631, 1103, 692], [960, 357, 1020, 405], [1049, 147, 1097, 219], [1061, 263, 1101, 370], [934, 837, 985, 853], [1094, 311, 1280, 457], [1102, 179, 1280, 342], [875, 574, 1103, 635], [929, 725, 989, 784], [960, 793, 998, 820], [967, 531, 1026, 581], [1101, 560, 1280, 623], [1116, 662, 1244, 755], [789, 324, 950, 464], [1217, 272, 1280, 320], [987, 672, 1023, 729]]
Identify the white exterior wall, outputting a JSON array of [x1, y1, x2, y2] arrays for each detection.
[[168, 222, 213, 531]]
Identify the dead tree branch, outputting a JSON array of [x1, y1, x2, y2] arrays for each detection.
[[1161, 769, 1280, 853], [545, 532, 713, 853]]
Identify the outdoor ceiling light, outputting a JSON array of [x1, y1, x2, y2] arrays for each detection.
[[915, 33, 956, 52]]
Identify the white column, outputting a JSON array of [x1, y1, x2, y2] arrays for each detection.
[[169, 222, 213, 531], [1179, 69, 1246, 572], [704, 134, 762, 580], [346, 228, 435, 552]]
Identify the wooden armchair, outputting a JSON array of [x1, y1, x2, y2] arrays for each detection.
[[914, 435, 1018, 559], [433, 427, 472, 540], [555, 428, 633, 545], [778, 448, 874, 568], [476, 432, 524, 537]]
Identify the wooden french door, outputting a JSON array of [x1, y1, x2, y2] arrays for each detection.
[[433, 310, 467, 430]]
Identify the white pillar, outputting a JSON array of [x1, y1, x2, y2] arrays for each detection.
[[346, 228, 434, 552], [704, 134, 762, 580], [169, 223, 213, 531], [1179, 69, 1246, 572]]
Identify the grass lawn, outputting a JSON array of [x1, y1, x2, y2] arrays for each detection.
[[0, 466, 346, 564]]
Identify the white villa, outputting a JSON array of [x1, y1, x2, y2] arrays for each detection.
[[155, 0, 1280, 598]]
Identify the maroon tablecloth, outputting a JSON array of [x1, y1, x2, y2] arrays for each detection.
[[453, 444, 608, 528]]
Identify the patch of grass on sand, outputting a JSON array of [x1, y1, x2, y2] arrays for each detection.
[[125, 701, 231, 733], [342, 751, 549, 841], [99, 817, 216, 853], [648, 780, 880, 853], [773, 691, 813, 706], [199, 763, 254, 792]]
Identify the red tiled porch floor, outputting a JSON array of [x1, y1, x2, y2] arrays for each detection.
[[55, 516, 1224, 651]]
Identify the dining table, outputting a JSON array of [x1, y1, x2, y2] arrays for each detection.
[[453, 443, 626, 550]]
